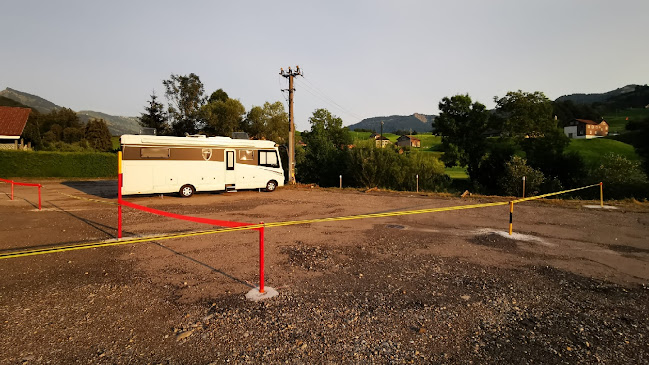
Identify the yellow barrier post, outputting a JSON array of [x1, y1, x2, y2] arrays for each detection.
[[508, 201, 514, 235], [600, 182, 603, 207]]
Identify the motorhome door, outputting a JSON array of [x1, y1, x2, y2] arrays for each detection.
[[224, 149, 236, 186]]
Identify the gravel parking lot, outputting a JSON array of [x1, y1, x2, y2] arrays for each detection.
[[1, 179, 648, 363]]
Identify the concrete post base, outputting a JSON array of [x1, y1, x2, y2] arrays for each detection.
[[245, 286, 279, 302]]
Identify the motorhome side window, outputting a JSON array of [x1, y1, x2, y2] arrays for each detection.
[[259, 150, 279, 168], [140, 147, 170, 159]]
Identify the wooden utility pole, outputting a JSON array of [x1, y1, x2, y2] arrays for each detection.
[[280, 66, 302, 184]]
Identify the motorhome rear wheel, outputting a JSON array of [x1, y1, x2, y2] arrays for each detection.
[[179, 184, 195, 198]]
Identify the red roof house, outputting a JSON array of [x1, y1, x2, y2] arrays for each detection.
[[563, 119, 608, 139], [0, 106, 31, 140]]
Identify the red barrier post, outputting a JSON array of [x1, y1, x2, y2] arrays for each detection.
[[259, 222, 265, 294], [118, 151, 123, 239], [38, 184, 42, 210], [11, 181, 14, 200]]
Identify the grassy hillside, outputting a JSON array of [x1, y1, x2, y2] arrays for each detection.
[[603, 108, 649, 133], [566, 138, 639, 165]]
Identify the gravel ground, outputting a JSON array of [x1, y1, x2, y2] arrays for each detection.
[[1, 180, 648, 363]]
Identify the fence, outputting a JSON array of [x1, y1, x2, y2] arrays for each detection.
[[0, 177, 42, 210]]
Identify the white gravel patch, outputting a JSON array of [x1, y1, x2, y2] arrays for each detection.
[[474, 228, 555, 247], [583, 205, 618, 210]]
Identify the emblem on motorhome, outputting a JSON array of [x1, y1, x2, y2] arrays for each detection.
[[202, 148, 212, 161]]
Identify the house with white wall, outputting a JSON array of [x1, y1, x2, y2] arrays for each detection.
[[563, 119, 608, 139]]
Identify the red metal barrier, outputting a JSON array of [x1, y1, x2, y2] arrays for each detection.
[[0, 178, 42, 210], [258, 222, 265, 293]]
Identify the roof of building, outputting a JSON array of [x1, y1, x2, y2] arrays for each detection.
[[0, 106, 31, 137], [397, 135, 420, 142], [574, 119, 607, 125]]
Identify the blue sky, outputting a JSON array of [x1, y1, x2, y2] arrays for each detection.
[[2, 1, 648, 131]]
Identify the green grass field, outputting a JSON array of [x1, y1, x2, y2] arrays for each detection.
[[444, 166, 469, 180], [603, 108, 649, 133], [566, 138, 639, 165]]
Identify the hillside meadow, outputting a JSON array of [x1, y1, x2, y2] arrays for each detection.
[[603, 107, 649, 133], [566, 138, 640, 165]]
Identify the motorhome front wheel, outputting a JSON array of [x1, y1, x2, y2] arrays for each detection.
[[266, 180, 278, 192]]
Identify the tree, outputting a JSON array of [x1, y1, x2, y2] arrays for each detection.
[[39, 107, 81, 135], [62, 127, 84, 144], [243, 102, 289, 143], [499, 156, 545, 197], [201, 97, 246, 136], [552, 100, 600, 127], [298, 109, 352, 185], [138, 92, 169, 135], [493, 91, 555, 138], [590, 153, 649, 199], [209, 89, 229, 103], [435, 94, 490, 178], [163, 73, 206, 136], [21, 110, 42, 149], [84, 118, 112, 151]]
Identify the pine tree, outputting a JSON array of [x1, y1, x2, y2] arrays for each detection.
[[138, 92, 169, 135]]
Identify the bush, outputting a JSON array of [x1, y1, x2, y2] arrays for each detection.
[[589, 153, 649, 199], [0, 150, 117, 178], [345, 140, 449, 191], [499, 156, 545, 197]]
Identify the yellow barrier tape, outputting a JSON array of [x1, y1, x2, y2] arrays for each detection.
[[1, 183, 601, 260], [57, 192, 118, 206], [511, 183, 599, 204]]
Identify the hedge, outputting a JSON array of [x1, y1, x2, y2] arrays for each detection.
[[0, 150, 117, 178]]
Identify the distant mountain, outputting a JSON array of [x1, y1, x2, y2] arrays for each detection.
[[77, 110, 140, 136], [0, 87, 60, 113], [0, 95, 32, 109], [0, 87, 140, 135], [555, 84, 639, 104], [347, 113, 436, 133]]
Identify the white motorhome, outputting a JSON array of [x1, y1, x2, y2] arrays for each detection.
[[120, 134, 285, 197]]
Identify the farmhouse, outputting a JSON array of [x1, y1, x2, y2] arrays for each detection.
[[563, 119, 608, 139], [369, 132, 391, 148], [396, 135, 421, 148], [0, 106, 31, 150]]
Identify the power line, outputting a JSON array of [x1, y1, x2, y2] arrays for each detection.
[[293, 77, 363, 123], [299, 76, 364, 120]]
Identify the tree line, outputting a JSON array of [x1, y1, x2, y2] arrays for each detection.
[[21, 108, 113, 152], [138, 73, 289, 145], [435, 91, 648, 199]]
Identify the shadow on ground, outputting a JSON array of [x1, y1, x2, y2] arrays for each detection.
[[62, 180, 117, 198]]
